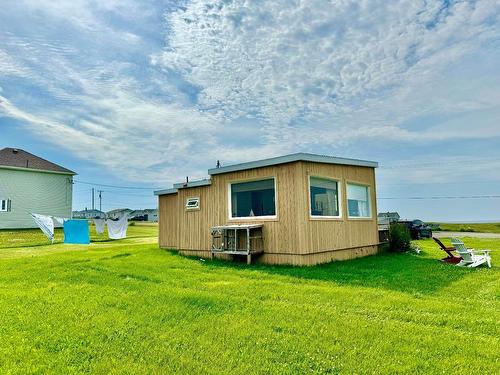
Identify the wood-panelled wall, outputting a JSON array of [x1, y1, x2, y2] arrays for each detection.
[[158, 161, 379, 265]]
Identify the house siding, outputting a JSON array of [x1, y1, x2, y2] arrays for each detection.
[[0, 168, 73, 229]]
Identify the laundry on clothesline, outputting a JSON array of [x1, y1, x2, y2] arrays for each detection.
[[63, 220, 90, 244], [30, 213, 55, 243], [30, 212, 129, 244], [106, 215, 129, 240], [52, 217, 67, 226], [93, 218, 106, 235]]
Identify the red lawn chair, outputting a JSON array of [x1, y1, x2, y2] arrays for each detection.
[[433, 237, 462, 264]]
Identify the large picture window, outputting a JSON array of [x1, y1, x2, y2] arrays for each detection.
[[230, 178, 276, 218], [347, 183, 371, 218], [309, 177, 340, 217]]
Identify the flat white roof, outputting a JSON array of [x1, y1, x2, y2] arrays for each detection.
[[208, 152, 377, 175]]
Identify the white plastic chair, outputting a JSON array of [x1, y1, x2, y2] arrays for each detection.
[[450, 238, 491, 268]]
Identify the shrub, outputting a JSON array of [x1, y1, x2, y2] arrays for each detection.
[[459, 227, 475, 232], [388, 223, 412, 252]]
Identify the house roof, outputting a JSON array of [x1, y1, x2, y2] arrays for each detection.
[[154, 188, 178, 196], [73, 209, 105, 214], [208, 152, 378, 175], [0, 148, 76, 175], [107, 208, 133, 214], [154, 152, 378, 196], [173, 178, 212, 189]]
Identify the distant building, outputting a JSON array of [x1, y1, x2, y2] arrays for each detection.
[[0, 148, 76, 229], [144, 208, 158, 222], [129, 208, 158, 222], [377, 212, 400, 224], [72, 209, 106, 219], [107, 208, 133, 219]]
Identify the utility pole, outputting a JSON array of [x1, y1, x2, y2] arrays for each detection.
[[91, 188, 95, 210], [98, 190, 103, 211]]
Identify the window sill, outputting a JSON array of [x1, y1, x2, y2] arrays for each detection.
[[309, 216, 343, 221], [347, 217, 373, 221]]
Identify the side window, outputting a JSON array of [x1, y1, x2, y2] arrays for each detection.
[[309, 177, 340, 217], [347, 184, 371, 218], [186, 197, 200, 210], [0, 199, 11, 212]]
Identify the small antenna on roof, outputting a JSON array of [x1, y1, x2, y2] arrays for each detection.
[[216, 160, 220, 168]]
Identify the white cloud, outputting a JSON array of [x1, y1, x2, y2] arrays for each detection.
[[0, 91, 220, 183], [160, 0, 500, 139]]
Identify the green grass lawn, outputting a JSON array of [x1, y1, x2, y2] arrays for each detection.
[[0, 225, 498, 374], [432, 222, 500, 233]]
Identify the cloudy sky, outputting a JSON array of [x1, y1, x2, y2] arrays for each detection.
[[1, 0, 500, 221]]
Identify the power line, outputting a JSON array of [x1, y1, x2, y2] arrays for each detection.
[[378, 180, 500, 186], [72, 189, 153, 198], [100, 190, 154, 197], [378, 195, 500, 200], [379, 156, 500, 170], [74, 180, 159, 190]]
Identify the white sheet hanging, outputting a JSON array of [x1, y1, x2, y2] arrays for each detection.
[[52, 217, 67, 226], [106, 215, 128, 239], [93, 218, 106, 234], [31, 213, 55, 243]]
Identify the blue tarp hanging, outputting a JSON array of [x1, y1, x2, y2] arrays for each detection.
[[63, 220, 90, 244]]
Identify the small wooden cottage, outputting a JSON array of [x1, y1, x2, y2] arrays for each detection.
[[155, 153, 379, 265]]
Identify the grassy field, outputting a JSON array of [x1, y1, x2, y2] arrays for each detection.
[[0, 225, 498, 374], [432, 222, 500, 233], [0, 222, 157, 249]]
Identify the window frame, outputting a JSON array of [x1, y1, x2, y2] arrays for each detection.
[[308, 176, 342, 220], [185, 197, 200, 211], [346, 182, 372, 219], [228, 176, 278, 220]]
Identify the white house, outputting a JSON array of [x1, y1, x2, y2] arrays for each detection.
[[0, 148, 76, 229]]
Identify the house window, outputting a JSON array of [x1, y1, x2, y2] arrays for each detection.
[[309, 177, 340, 217], [347, 183, 371, 218], [0, 199, 10, 212], [186, 197, 200, 210], [230, 178, 276, 218]]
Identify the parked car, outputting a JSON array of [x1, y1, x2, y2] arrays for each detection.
[[398, 219, 433, 240]]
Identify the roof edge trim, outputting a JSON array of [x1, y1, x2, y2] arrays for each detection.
[[208, 152, 378, 175], [154, 188, 178, 196], [0, 165, 77, 175]]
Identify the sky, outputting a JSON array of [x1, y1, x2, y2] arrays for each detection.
[[1, 0, 500, 221]]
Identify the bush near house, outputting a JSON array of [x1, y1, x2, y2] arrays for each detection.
[[388, 223, 412, 252], [0, 226, 498, 374]]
